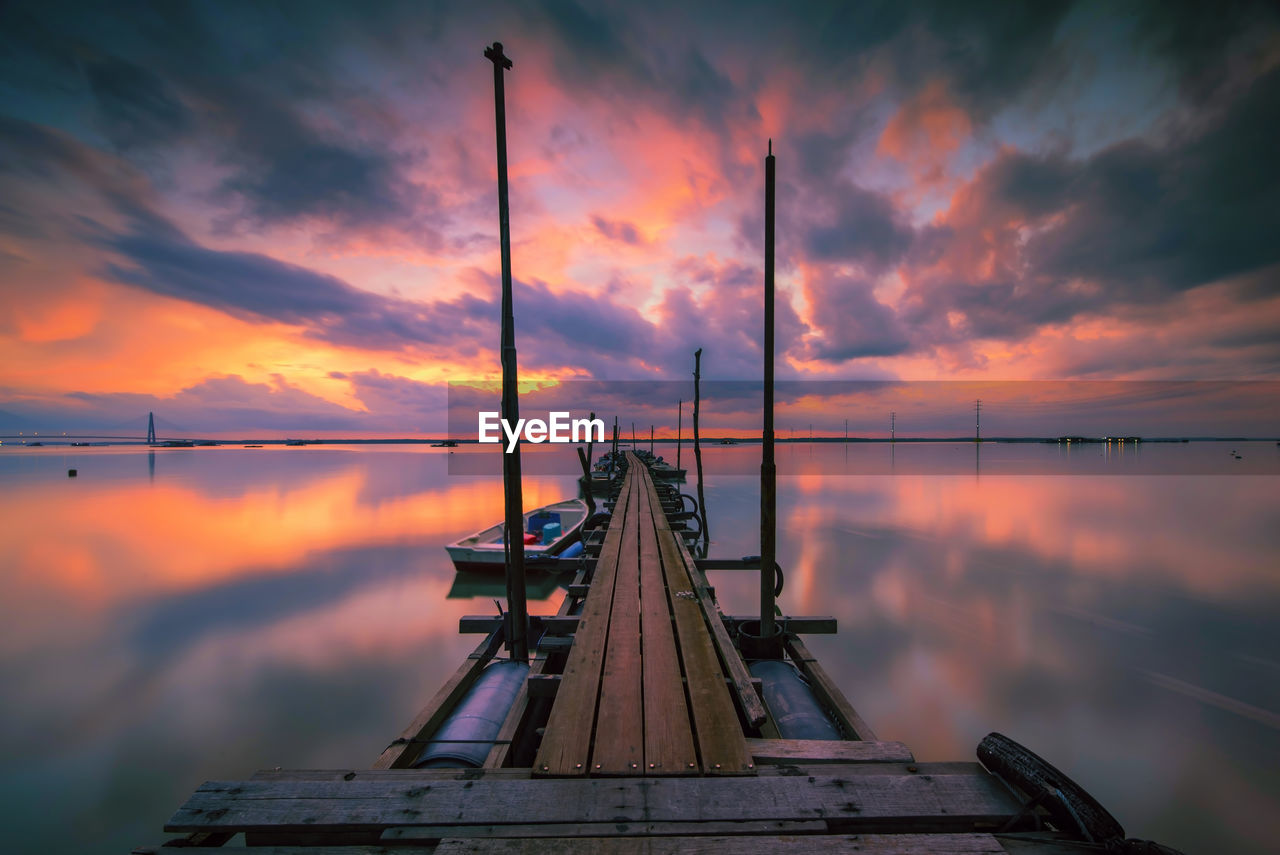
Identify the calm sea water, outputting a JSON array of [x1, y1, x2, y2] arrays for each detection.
[[1, 441, 1277, 854]]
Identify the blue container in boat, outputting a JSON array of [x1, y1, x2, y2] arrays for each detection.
[[527, 510, 558, 534], [542, 521, 562, 544]]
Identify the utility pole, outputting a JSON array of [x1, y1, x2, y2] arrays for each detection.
[[485, 41, 527, 663]]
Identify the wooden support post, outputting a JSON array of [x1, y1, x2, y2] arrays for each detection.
[[677, 399, 683, 471], [760, 139, 777, 645], [692, 348, 708, 549], [484, 41, 527, 664]]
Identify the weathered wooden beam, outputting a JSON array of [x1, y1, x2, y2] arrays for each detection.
[[460, 615, 577, 635], [135, 847, 439, 855], [746, 738, 914, 764], [167, 767, 1022, 834], [533, 467, 636, 776], [461, 614, 834, 637], [593, 472, 644, 775], [636, 469, 697, 776], [385, 819, 828, 840], [431, 835, 1008, 854], [373, 629, 504, 769], [669, 537, 769, 728], [785, 636, 878, 742]]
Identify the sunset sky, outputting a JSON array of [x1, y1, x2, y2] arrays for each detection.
[[2, 1, 1278, 437]]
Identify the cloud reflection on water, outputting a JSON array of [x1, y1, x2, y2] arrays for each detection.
[[0, 444, 1276, 854]]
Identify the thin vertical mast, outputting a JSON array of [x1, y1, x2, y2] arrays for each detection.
[[760, 139, 777, 643], [485, 41, 527, 663]]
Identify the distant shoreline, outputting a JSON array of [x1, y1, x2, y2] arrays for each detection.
[[3, 436, 1278, 447]]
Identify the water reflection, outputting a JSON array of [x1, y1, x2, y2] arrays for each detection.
[[0, 443, 1276, 854], [704, 458, 1280, 855], [0, 446, 580, 854]]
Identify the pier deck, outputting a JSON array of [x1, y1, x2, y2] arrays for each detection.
[[149, 454, 1077, 853], [534, 455, 750, 777]]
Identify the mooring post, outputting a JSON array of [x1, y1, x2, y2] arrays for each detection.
[[579, 410, 597, 510], [611, 417, 619, 475], [757, 139, 780, 653], [677, 399, 683, 471], [692, 349, 708, 547], [485, 41, 527, 664]]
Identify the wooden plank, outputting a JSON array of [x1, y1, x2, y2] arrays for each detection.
[[785, 636, 877, 741], [167, 767, 1022, 833], [591, 472, 644, 775], [250, 761, 983, 783], [135, 848, 438, 855], [386, 820, 828, 840], [996, 835, 1113, 853], [654, 522, 753, 775], [139, 841, 1004, 855], [635, 466, 698, 776], [668, 526, 768, 729], [746, 738, 914, 764], [374, 630, 503, 768], [533, 467, 634, 776], [432, 835, 1007, 854]]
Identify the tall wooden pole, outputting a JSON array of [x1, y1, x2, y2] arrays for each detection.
[[760, 139, 777, 641], [677, 399, 683, 471], [485, 42, 527, 664], [692, 349, 708, 547]]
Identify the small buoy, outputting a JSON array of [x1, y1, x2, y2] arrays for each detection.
[[68, 469, 77, 477]]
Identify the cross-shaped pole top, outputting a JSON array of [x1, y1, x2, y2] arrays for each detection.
[[484, 42, 513, 70]]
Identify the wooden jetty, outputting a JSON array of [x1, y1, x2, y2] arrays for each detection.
[[141, 41, 1180, 855], [142, 453, 1175, 854]]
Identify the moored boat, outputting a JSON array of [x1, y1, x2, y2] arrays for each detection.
[[445, 497, 589, 570]]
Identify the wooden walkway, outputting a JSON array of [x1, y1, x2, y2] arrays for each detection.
[[147, 452, 1093, 853], [534, 455, 751, 777]]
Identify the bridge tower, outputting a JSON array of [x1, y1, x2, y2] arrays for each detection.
[[147, 411, 156, 445]]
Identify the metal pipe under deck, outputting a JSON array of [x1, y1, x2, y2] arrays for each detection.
[[485, 41, 528, 664], [760, 140, 778, 644]]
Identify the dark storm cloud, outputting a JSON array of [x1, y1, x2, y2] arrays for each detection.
[[805, 274, 911, 360], [1, 1, 434, 237], [802, 181, 915, 272], [910, 1, 1073, 115], [1035, 68, 1280, 294], [100, 212, 491, 352], [84, 56, 191, 150], [894, 65, 1280, 346], [214, 95, 416, 233], [1133, 0, 1280, 105]]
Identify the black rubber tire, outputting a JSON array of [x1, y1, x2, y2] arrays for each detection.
[[977, 732, 1125, 843]]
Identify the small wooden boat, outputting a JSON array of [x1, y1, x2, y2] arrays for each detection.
[[445, 498, 589, 570]]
